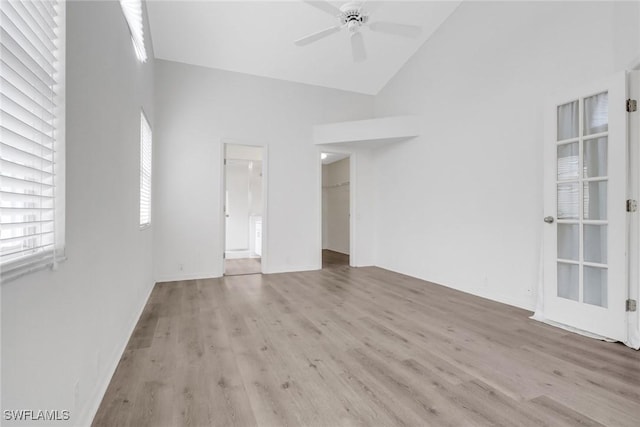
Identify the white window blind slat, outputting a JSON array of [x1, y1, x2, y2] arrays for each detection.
[[2, 243, 55, 259], [40, 0, 57, 19], [32, 0, 56, 28], [1, 10, 56, 74], [140, 112, 152, 227], [1, 206, 53, 215], [1, 35, 56, 87], [0, 190, 54, 204], [2, 219, 54, 229], [1, 94, 54, 134], [0, 141, 54, 164], [37, 0, 58, 20], [1, 158, 53, 178], [0, 72, 55, 113], [1, 78, 55, 121], [2, 2, 57, 58], [21, 0, 55, 41], [0, 0, 62, 273], [1, 110, 54, 146], [0, 175, 54, 192], [0, 46, 56, 96], [1, 61, 56, 109], [1, 230, 54, 244]]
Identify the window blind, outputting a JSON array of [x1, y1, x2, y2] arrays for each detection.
[[140, 111, 151, 227], [119, 0, 147, 63], [1, 0, 63, 274]]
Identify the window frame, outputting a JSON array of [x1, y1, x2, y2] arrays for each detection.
[[139, 110, 152, 229], [119, 0, 147, 63]]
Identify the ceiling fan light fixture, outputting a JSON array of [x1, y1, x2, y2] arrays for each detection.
[[339, 2, 368, 27]]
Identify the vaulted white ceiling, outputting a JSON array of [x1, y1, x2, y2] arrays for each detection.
[[147, 1, 462, 95]]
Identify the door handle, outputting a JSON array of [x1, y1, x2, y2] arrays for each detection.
[[544, 216, 555, 224]]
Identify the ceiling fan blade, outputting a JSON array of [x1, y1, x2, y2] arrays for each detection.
[[303, 1, 341, 17], [294, 25, 342, 46], [369, 21, 422, 38], [351, 32, 366, 62]]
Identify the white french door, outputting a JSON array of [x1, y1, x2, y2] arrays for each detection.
[[543, 72, 628, 341]]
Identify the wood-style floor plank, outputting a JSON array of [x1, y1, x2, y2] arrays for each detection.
[[225, 258, 262, 276], [93, 259, 640, 427]]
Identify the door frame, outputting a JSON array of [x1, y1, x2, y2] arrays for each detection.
[[219, 139, 268, 275], [318, 147, 357, 268]]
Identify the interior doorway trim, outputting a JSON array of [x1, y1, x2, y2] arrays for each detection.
[[219, 139, 268, 276], [627, 70, 640, 349], [318, 147, 357, 268]]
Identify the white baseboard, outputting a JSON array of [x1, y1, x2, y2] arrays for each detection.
[[263, 264, 320, 275], [78, 279, 155, 427]]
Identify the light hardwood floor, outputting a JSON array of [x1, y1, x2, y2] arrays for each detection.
[[225, 258, 261, 276], [322, 249, 349, 269], [93, 264, 640, 426]]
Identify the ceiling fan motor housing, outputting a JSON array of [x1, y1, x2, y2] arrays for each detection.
[[339, 2, 368, 33]]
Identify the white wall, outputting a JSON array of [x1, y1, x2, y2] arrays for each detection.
[[373, 1, 640, 310], [322, 158, 350, 254], [154, 60, 374, 280], [1, 1, 155, 426]]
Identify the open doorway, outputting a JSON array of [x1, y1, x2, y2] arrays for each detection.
[[224, 144, 263, 276], [321, 152, 350, 268]]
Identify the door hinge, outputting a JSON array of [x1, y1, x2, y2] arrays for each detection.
[[627, 99, 637, 112], [627, 199, 638, 212], [626, 299, 637, 312]]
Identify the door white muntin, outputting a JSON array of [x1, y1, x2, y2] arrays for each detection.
[[543, 72, 628, 342]]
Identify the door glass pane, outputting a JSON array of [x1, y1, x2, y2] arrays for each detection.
[[584, 225, 607, 264], [557, 183, 579, 219], [584, 137, 607, 178], [557, 224, 579, 261], [584, 92, 608, 135], [584, 266, 607, 308], [557, 143, 579, 180], [583, 181, 607, 220], [558, 263, 579, 301], [557, 101, 579, 140]]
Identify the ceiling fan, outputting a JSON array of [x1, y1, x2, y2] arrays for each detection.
[[294, 1, 422, 62]]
